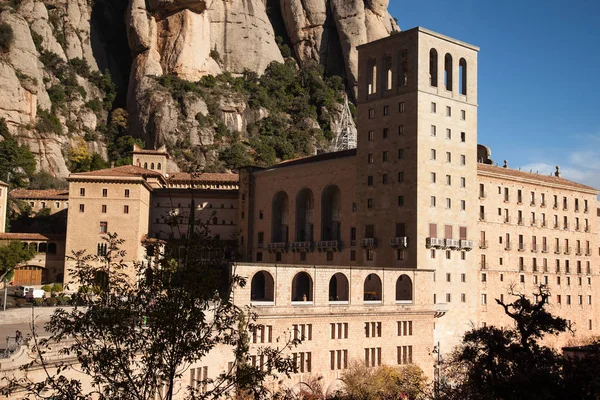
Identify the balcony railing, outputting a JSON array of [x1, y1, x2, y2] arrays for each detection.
[[268, 242, 288, 252], [445, 239, 460, 250], [426, 237, 445, 249], [317, 240, 341, 252], [460, 240, 473, 251], [360, 238, 377, 249], [290, 242, 313, 252], [479, 240, 488, 249], [390, 237, 408, 248]]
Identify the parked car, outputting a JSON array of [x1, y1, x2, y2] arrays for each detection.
[[25, 290, 45, 301], [15, 286, 35, 298]]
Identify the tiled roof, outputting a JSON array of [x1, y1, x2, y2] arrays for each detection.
[[10, 189, 69, 200], [0, 233, 62, 241], [0, 180, 7, 186], [132, 149, 169, 155], [477, 163, 597, 192], [70, 165, 164, 179], [168, 172, 239, 183]]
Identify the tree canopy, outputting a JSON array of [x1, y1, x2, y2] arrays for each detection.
[[0, 240, 36, 282], [0, 118, 36, 187]]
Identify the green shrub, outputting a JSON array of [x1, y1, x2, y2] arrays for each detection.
[[68, 58, 90, 78], [86, 98, 102, 113], [41, 284, 52, 292], [36, 108, 63, 135], [0, 22, 14, 53], [209, 48, 221, 63], [51, 283, 63, 292], [56, 296, 69, 306], [15, 298, 27, 307], [31, 31, 43, 52], [47, 84, 66, 107], [44, 297, 58, 306], [33, 298, 44, 307]]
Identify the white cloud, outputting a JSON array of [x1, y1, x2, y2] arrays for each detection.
[[519, 158, 600, 190]]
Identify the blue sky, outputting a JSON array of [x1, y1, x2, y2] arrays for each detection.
[[389, 0, 600, 188]]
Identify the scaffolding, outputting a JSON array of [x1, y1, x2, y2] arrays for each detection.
[[329, 94, 357, 152]]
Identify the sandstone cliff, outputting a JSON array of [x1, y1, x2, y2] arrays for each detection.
[[0, 0, 398, 178]]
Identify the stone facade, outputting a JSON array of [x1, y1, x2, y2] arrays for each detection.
[[0, 181, 7, 233]]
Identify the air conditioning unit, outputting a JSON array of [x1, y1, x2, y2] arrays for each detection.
[[427, 237, 445, 249], [445, 239, 460, 249], [460, 240, 473, 251], [390, 237, 408, 248]]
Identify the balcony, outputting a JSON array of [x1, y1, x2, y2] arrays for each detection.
[[445, 239, 460, 250], [460, 240, 474, 251], [517, 243, 526, 252], [290, 242, 313, 252], [479, 192, 486, 199], [564, 247, 571, 255], [479, 240, 488, 249], [504, 195, 511, 203], [542, 246, 548, 253], [517, 218, 524, 226], [426, 237, 445, 249], [268, 242, 288, 253], [390, 237, 408, 248], [530, 219, 537, 226], [479, 213, 486, 221], [554, 246, 562, 254], [563, 223, 570, 231], [540, 201, 546, 208], [541, 220, 547, 227], [360, 238, 378, 249], [317, 240, 341, 252], [531, 244, 538, 253], [576, 249, 582, 256], [504, 216, 511, 224], [505, 242, 512, 251]]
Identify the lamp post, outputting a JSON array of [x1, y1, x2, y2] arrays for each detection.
[[432, 341, 441, 398]]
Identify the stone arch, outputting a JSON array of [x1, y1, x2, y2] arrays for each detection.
[[430, 48, 438, 87], [151, 162, 155, 169], [291, 271, 313, 302], [329, 272, 349, 301], [459, 57, 467, 95], [38, 242, 47, 253], [325, 379, 345, 397], [271, 191, 289, 243], [321, 185, 341, 241], [364, 273, 382, 301], [250, 270, 274, 302], [367, 57, 377, 95], [157, 162, 162, 170], [144, 162, 148, 169], [295, 188, 314, 242], [383, 53, 393, 90], [444, 53, 453, 91], [396, 274, 413, 302], [397, 48, 408, 87]]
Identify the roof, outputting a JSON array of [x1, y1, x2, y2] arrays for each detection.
[[168, 172, 239, 183], [10, 189, 69, 200], [0, 233, 63, 241], [0, 180, 7, 187], [477, 163, 597, 192], [132, 144, 169, 157], [268, 149, 357, 170], [69, 165, 164, 180]]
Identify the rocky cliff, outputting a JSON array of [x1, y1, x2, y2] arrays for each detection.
[[0, 0, 398, 178]]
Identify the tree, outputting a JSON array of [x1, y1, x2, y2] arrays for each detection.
[[438, 285, 571, 400], [0, 240, 36, 309], [341, 361, 427, 400], [0, 118, 36, 187], [2, 225, 299, 399]]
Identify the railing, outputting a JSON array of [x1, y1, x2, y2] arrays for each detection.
[[426, 237, 445, 249], [290, 242, 313, 252], [460, 240, 473, 251], [360, 238, 378, 249], [267, 242, 288, 252], [317, 240, 342, 252], [390, 237, 408, 248], [479, 240, 488, 249]]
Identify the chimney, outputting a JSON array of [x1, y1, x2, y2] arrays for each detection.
[[503, 160, 508, 168], [555, 166, 561, 178], [110, 161, 115, 168]]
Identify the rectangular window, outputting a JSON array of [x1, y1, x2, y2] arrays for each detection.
[[431, 172, 436, 183], [461, 132, 466, 142], [445, 198, 451, 209], [99, 221, 108, 233], [102, 188, 108, 198], [368, 109, 375, 119], [399, 102, 405, 113], [368, 154, 374, 164], [398, 125, 404, 135], [431, 149, 436, 160], [461, 200, 466, 211], [80, 188, 86, 197], [460, 154, 466, 165], [79, 204, 84, 212], [367, 176, 373, 186], [383, 105, 389, 116], [350, 250, 356, 261], [101, 205, 107, 213], [124, 189, 130, 198], [431, 125, 437, 137], [397, 149, 404, 159], [431, 102, 437, 113], [430, 196, 436, 208], [446, 128, 451, 140], [382, 128, 389, 138], [446, 175, 451, 186], [398, 196, 405, 207], [397, 171, 404, 183], [446, 152, 451, 163], [382, 174, 388, 184], [367, 198, 374, 208], [397, 346, 413, 365], [446, 106, 451, 117], [461, 110, 466, 120], [368, 131, 374, 141]]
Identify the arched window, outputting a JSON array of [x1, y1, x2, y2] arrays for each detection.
[[38, 242, 47, 253], [250, 271, 274, 302], [367, 58, 377, 95], [396, 274, 413, 302], [157, 163, 162, 170], [291, 272, 313, 302], [459, 58, 467, 95], [364, 273, 382, 301], [321, 185, 342, 241], [295, 188, 314, 242], [136, 158, 141, 167], [397, 49, 408, 87], [47, 243, 57, 254], [383, 54, 393, 90], [329, 273, 349, 302], [429, 49, 438, 87], [28, 242, 37, 252], [272, 191, 289, 243], [151, 162, 155, 169], [144, 162, 148, 169], [444, 53, 453, 91]]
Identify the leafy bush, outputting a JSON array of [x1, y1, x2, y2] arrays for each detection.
[[44, 297, 58, 306], [68, 58, 91, 77], [209, 48, 221, 63], [33, 298, 44, 307], [51, 283, 63, 292], [56, 296, 70, 306], [15, 298, 27, 307], [29, 171, 68, 189], [0, 118, 36, 187], [85, 98, 102, 113], [47, 84, 66, 108], [36, 108, 63, 135], [0, 22, 13, 53], [41, 284, 52, 292]]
